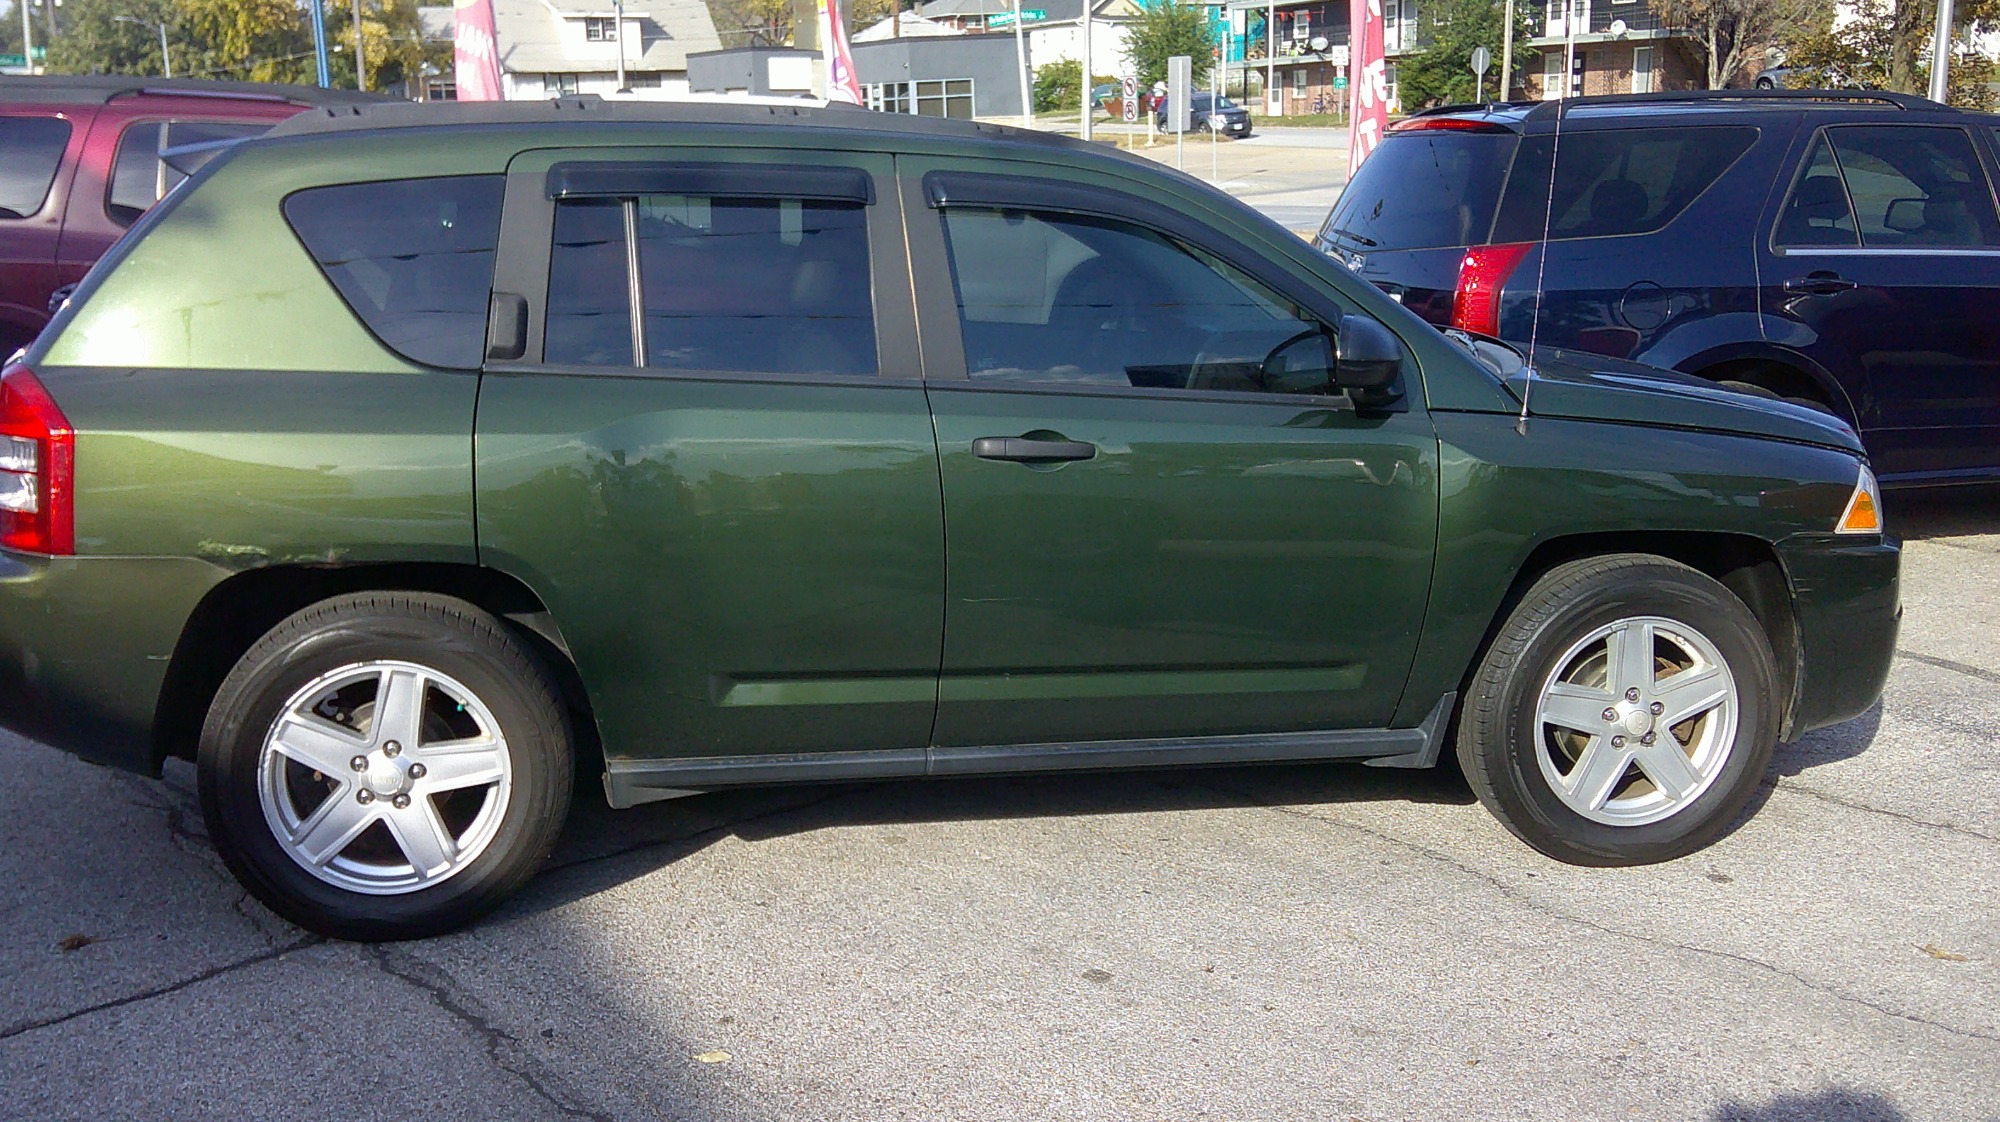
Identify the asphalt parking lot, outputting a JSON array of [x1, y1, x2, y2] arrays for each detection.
[[0, 486, 1991, 1121]]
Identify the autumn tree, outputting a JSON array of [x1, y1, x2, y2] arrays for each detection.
[[1397, 0, 1539, 106], [1651, 0, 1816, 89], [1781, 0, 1998, 107]]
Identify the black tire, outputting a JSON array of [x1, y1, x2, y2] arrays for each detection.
[[1456, 555, 1780, 866], [1716, 377, 1837, 416], [198, 593, 573, 940]]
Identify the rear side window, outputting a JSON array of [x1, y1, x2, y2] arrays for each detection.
[[545, 193, 877, 376], [284, 175, 506, 369], [1492, 126, 1758, 242], [1323, 130, 1516, 250], [107, 120, 272, 227], [1824, 126, 2000, 247], [0, 117, 72, 220]]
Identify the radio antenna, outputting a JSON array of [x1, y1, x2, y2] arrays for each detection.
[[1517, 53, 1570, 436]]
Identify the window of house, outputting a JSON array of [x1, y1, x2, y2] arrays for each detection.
[[937, 207, 1338, 395], [584, 16, 616, 41], [545, 192, 878, 376], [284, 175, 507, 369], [626, 72, 661, 89], [866, 80, 973, 119], [544, 73, 581, 96], [1632, 45, 1656, 94], [0, 117, 71, 220], [106, 120, 272, 227], [1293, 68, 1306, 93], [1823, 126, 2000, 248]]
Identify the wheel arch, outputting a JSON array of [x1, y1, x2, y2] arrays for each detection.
[[1462, 532, 1804, 740], [1679, 345, 1858, 425], [151, 563, 602, 775]]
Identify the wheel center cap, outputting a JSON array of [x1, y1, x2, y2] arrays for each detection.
[[1620, 705, 1654, 738], [366, 757, 411, 797]]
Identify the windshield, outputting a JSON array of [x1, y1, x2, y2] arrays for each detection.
[[1322, 130, 1518, 251]]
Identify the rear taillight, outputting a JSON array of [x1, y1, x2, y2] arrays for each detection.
[[1451, 242, 1535, 337], [0, 364, 75, 556], [1389, 117, 1510, 133]]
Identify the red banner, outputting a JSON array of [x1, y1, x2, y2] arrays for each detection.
[[819, 0, 864, 105], [1347, 0, 1388, 170], [454, 0, 504, 102]]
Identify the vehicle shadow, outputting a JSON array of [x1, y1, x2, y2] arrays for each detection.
[[1707, 1087, 1907, 1122], [517, 758, 1476, 921], [1768, 700, 1883, 778], [1886, 483, 2000, 540]]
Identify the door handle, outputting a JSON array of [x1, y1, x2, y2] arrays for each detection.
[[1783, 274, 1858, 295], [972, 436, 1097, 463]]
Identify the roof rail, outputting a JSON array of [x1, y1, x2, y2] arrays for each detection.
[[1523, 88, 1947, 120]]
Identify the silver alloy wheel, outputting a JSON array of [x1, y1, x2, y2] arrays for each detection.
[[256, 660, 513, 895], [1532, 615, 1738, 827]]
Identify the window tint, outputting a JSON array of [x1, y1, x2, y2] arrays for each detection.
[[1492, 126, 1757, 242], [284, 175, 505, 369], [1825, 126, 2000, 248], [0, 117, 72, 220], [107, 120, 272, 227], [941, 207, 1336, 394], [1323, 131, 1515, 250], [545, 193, 877, 377], [1775, 134, 1859, 247]]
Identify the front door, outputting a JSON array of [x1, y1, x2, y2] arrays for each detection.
[[1759, 123, 2000, 483], [476, 148, 944, 765], [903, 159, 1440, 748]]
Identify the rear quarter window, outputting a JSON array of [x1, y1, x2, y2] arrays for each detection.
[[284, 175, 505, 369], [0, 117, 73, 220], [1322, 130, 1517, 250], [1492, 126, 1759, 242]]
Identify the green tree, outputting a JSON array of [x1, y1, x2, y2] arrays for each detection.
[[1033, 57, 1116, 113], [1781, 0, 1998, 108], [2, 5, 24, 58], [1395, 0, 1538, 107], [1125, 0, 1217, 89], [1652, 0, 1816, 90], [45, 0, 183, 75]]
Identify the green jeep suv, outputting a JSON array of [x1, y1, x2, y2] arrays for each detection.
[[0, 99, 1899, 940]]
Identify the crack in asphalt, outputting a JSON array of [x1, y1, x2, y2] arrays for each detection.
[[112, 772, 296, 947], [0, 937, 320, 1043], [1898, 650, 2000, 686], [370, 946, 615, 1122], [1765, 777, 2000, 843], [1201, 779, 2000, 1047]]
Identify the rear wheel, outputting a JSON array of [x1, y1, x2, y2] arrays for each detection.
[[1457, 555, 1779, 866], [1713, 368, 1838, 416], [198, 593, 572, 940]]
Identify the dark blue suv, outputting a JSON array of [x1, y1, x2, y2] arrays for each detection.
[[1317, 91, 2000, 487]]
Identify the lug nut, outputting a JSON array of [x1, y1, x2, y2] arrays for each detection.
[[1612, 735, 1626, 748], [357, 789, 375, 804], [1602, 708, 1618, 722], [1625, 687, 1641, 702], [383, 741, 401, 757], [409, 763, 427, 779], [350, 755, 368, 772], [393, 794, 411, 809], [1650, 701, 1665, 715], [1641, 732, 1657, 746]]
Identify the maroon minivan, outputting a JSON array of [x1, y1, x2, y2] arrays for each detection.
[[1, 76, 382, 358]]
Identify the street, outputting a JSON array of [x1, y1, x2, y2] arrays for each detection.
[[1091, 123, 1352, 231], [1, 487, 1993, 1121]]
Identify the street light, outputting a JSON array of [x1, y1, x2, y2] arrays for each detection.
[[113, 14, 171, 77]]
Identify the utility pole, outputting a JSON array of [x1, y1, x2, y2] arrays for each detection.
[[1265, 0, 1274, 116], [614, 0, 629, 91], [1927, 0, 1956, 103], [114, 15, 172, 76], [1013, 0, 1032, 124], [1080, 0, 1092, 140], [1500, 0, 1514, 100], [310, 0, 331, 87], [353, 0, 367, 90], [19, 0, 33, 76]]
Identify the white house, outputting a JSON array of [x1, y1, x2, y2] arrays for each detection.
[[908, 0, 1147, 79], [488, 0, 722, 99]]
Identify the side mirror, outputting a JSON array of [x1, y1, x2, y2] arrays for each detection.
[[1259, 329, 1336, 395], [1883, 197, 1924, 234], [1335, 314, 1404, 406]]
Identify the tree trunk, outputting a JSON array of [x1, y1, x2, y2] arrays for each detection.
[[1889, 0, 1925, 93], [1707, 16, 1724, 89]]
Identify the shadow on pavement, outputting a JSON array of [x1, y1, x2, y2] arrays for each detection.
[[1708, 1087, 1906, 1122], [1885, 483, 2000, 540], [1769, 700, 1882, 778], [517, 758, 1475, 922]]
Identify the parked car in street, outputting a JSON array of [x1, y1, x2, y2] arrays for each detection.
[[1158, 91, 1253, 137], [2, 98, 1896, 939], [0, 76, 381, 359], [1316, 89, 2000, 487]]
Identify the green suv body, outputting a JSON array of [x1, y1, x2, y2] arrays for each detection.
[[0, 99, 1898, 938]]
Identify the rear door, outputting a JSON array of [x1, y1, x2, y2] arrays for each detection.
[[1757, 122, 2000, 483], [0, 108, 82, 355], [905, 157, 1439, 748], [476, 148, 944, 766]]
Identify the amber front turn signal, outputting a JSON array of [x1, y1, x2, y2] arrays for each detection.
[[1836, 466, 1883, 535]]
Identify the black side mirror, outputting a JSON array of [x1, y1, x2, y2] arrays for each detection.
[[1335, 314, 1404, 406], [1259, 328, 1336, 395]]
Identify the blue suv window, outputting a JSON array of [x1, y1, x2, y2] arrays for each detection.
[[1493, 126, 1758, 242], [285, 175, 506, 369], [1826, 126, 2000, 248]]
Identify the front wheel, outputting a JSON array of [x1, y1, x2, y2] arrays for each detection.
[[198, 593, 573, 940], [1456, 555, 1780, 866]]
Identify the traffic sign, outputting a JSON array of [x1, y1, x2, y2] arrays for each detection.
[[1332, 76, 1348, 90], [1471, 46, 1491, 76], [1121, 74, 1138, 123], [0, 47, 47, 68], [986, 8, 1045, 27]]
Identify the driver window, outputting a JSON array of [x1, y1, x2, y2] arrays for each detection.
[[1823, 126, 2000, 248], [939, 207, 1333, 394]]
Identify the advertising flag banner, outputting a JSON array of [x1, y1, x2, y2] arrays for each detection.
[[819, 0, 865, 105], [1347, 0, 1388, 169], [453, 0, 505, 101]]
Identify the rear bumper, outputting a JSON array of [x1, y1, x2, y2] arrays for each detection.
[[0, 550, 222, 774], [1780, 534, 1901, 739]]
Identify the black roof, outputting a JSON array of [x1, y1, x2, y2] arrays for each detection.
[[0, 75, 390, 108], [265, 94, 1090, 156]]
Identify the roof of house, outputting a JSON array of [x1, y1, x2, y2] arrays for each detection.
[[492, 0, 722, 75], [916, 0, 1139, 25], [853, 12, 960, 41], [417, 5, 455, 42]]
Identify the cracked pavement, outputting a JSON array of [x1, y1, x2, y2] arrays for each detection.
[[1, 489, 1995, 1121]]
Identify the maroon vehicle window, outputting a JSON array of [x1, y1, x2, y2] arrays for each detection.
[[0, 117, 73, 220], [106, 120, 273, 227]]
